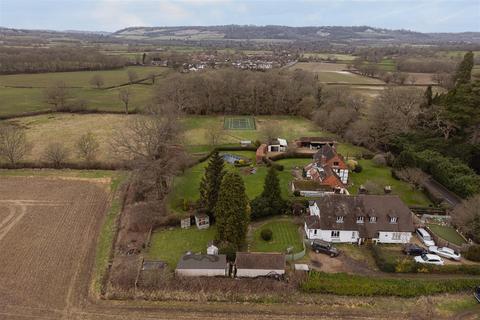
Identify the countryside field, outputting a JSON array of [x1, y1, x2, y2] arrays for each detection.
[[290, 62, 385, 84], [0, 174, 110, 311]]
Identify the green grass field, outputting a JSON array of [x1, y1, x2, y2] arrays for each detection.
[[302, 53, 357, 61], [147, 227, 216, 269], [348, 159, 432, 207], [251, 218, 303, 254], [0, 66, 170, 88], [290, 62, 384, 84], [427, 224, 467, 246], [0, 84, 154, 116]]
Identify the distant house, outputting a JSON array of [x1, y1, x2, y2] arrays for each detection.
[[296, 137, 336, 150], [304, 195, 415, 244], [235, 252, 285, 277], [175, 254, 228, 277], [304, 163, 345, 190], [313, 144, 349, 184], [195, 213, 209, 229], [256, 143, 267, 164], [267, 138, 288, 153]]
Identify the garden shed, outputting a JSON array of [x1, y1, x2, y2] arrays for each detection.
[[175, 254, 228, 277]]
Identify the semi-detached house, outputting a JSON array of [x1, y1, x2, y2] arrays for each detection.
[[305, 195, 415, 244]]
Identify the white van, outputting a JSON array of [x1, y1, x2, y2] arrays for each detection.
[[416, 228, 435, 247]]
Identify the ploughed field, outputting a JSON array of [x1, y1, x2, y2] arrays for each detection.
[[0, 176, 109, 314]]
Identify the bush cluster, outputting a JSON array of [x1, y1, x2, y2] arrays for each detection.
[[300, 271, 478, 297], [260, 228, 273, 241], [465, 245, 480, 262]]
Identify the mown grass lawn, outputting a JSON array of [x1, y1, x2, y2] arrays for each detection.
[[147, 226, 216, 269], [427, 224, 467, 246], [167, 151, 312, 213], [348, 159, 432, 207], [251, 218, 303, 254]]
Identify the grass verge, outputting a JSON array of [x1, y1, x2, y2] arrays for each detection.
[[427, 224, 467, 246], [92, 171, 128, 294], [301, 271, 479, 297]]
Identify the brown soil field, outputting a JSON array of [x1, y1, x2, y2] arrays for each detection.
[[0, 176, 110, 317]]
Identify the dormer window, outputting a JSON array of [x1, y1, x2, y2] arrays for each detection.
[[333, 161, 339, 166], [356, 216, 364, 224], [336, 216, 344, 223], [390, 217, 398, 224], [369, 216, 377, 223]]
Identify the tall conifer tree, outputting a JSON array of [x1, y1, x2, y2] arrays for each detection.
[[214, 172, 249, 250], [251, 167, 286, 219], [198, 151, 225, 220]]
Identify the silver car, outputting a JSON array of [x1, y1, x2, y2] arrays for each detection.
[[428, 246, 461, 261]]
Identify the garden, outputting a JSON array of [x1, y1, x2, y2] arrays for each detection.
[[250, 217, 304, 255]]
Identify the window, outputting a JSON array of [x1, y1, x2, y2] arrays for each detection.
[[392, 232, 401, 240], [369, 216, 377, 223], [390, 217, 398, 224], [356, 216, 364, 224], [352, 231, 356, 239], [336, 216, 344, 223], [333, 161, 339, 166], [314, 229, 317, 235], [331, 230, 340, 238]]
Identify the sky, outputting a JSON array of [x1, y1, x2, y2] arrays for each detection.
[[0, 0, 479, 33]]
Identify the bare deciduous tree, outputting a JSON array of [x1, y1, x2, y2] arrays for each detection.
[[111, 106, 186, 200], [205, 123, 224, 146], [127, 70, 138, 83], [43, 142, 69, 168], [44, 81, 70, 111], [395, 168, 428, 188], [0, 125, 30, 165], [89, 74, 105, 88], [76, 132, 100, 162], [119, 88, 132, 114], [452, 194, 480, 243]]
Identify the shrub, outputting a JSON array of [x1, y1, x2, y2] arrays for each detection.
[[372, 154, 387, 166], [261, 228, 273, 241], [353, 164, 363, 173], [393, 150, 417, 168], [465, 245, 480, 262], [362, 151, 374, 159], [347, 159, 358, 170], [219, 242, 237, 262], [293, 190, 301, 197]]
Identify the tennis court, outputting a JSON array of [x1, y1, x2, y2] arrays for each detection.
[[224, 116, 256, 130]]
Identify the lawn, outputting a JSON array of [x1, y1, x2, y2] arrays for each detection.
[[250, 218, 303, 254], [146, 226, 216, 269], [348, 159, 432, 207], [0, 66, 170, 88], [168, 152, 312, 213], [427, 224, 467, 246]]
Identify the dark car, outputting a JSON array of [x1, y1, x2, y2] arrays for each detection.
[[311, 239, 340, 257], [403, 243, 427, 256], [475, 286, 480, 303]]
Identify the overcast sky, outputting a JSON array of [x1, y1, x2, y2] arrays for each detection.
[[0, 0, 479, 33]]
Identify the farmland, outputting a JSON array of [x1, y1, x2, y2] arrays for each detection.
[[0, 174, 110, 311], [290, 62, 385, 84]]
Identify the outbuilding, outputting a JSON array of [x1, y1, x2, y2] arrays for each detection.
[[234, 252, 285, 277], [175, 254, 228, 277]]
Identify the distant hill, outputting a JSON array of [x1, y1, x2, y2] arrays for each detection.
[[113, 25, 480, 44]]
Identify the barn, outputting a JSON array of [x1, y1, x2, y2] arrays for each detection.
[[234, 252, 285, 277]]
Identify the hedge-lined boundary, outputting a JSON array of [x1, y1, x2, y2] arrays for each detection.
[[300, 271, 479, 297], [0, 161, 128, 171]]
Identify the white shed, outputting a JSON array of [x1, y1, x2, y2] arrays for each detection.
[[175, 254, 227, 277], [235, 252, 285, 278]]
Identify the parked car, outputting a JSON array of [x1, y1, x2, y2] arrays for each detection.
[[414, 253, 444, 265], [428, 246, 461, 261], [311, 239, 340, 257], [416, 228, 435, 247], [403, 243, 427, 256], [475, 286, 480, 303]]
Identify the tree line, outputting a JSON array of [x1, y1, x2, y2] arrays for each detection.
[[153, 68, 320, 116], [0, 47, 126, 74]]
